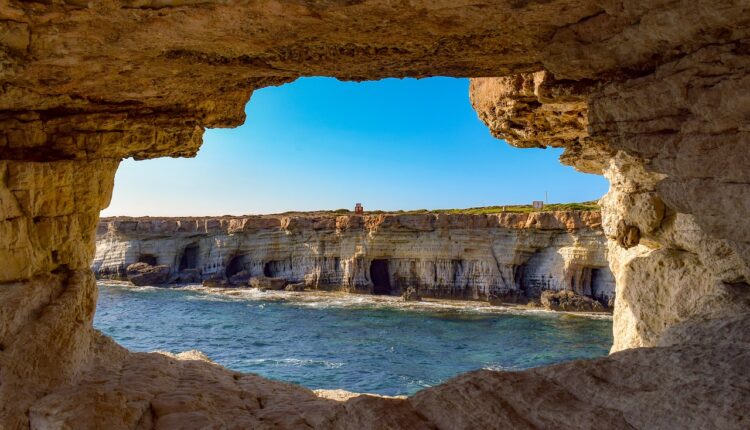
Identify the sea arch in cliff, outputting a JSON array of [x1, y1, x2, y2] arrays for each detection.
[[1, 1, 749, 428]]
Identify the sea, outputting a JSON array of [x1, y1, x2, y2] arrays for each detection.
[[95, 282, 613, 396]]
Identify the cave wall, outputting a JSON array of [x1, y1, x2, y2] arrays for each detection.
[[469, 41, 750, 350], [0, 159, 117, 427], [0, 0, 749, 427]]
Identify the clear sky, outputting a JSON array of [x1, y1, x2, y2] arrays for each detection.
[[102, 77, 607, 216]]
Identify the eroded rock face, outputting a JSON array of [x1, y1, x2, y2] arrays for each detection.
[[470, 52, 750, 351], [93, 211, 614, 303], [1, 0, 749, 428], [0, 160, 116, 428]]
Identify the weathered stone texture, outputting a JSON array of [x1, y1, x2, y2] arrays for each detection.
[[470, 45, 750, 351], [93, 211, 614, 303]]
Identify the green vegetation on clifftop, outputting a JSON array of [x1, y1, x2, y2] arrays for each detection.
[[279, 201, 600, 216]]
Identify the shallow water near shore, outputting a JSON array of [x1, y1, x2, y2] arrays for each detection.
[[94, 282, 613, 396]]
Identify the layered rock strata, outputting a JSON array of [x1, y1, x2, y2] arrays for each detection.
[[1, 0, 749, 428], [93, 211, 614, 305]]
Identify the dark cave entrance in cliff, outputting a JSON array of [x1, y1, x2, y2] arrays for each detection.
[[225, 254, 245, 278], [264, 260, 283, 277], [137, 254, 158, 266], [370, 259, 392, 295], [179, 243, 200, 271]]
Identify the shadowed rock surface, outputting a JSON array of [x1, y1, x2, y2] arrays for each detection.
[[1, 0, 749, 428]]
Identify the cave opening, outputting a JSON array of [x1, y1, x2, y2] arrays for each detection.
[[264, 260, 282, 277], [89, 77, 613, 408], [179, 243, 200, 271], [225, 254, 245, 278], [370, 259, 392, 295], [514, 263, 527, 295], [591, 268, 616, 306], [591, 268, 603, 299], [137, 254, 158, 266]]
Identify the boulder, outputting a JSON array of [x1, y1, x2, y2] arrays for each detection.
[[228, 270, 252, 286], [285, 282, 306, 292], [125, 262, 171, 286], [249, 276, 287, 291], [540, 290, 605, 312], [402, 286, 422, 302]]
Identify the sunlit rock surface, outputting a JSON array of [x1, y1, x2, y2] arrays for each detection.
[[93, 211, 614, 304], [470, 53, 750, 351], [1, 0, 749, 428]]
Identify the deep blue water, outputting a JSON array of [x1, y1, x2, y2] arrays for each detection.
[[94, 283, 613, 396]]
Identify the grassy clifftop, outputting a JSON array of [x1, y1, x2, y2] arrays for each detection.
[[277, 201, 600, 217]]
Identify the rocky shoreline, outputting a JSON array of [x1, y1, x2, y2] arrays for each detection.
[[93, 210, 613, 312], [96, 280, 614, 318]]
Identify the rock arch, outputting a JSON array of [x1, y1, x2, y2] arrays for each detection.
[[1, 2, 748, 428]]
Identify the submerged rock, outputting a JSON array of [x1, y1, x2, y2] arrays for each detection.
[[402, 286, 422, 302], [540, 290, 605, 312], [250, 276, 287, 291], [125, 262, 170, 286]]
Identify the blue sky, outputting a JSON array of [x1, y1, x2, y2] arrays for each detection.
[[102, 77, 607, 216]]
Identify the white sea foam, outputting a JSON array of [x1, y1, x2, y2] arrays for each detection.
[[243, 358, 345, 368], [97, 281, 613, 320], [482, 364, 520, 372]]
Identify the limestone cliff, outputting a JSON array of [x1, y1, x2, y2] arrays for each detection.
[[1, 0, 749, 428], [93, 211, 614, 304]]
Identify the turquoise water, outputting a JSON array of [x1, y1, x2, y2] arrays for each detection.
[[94, 283, 613, 396]]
